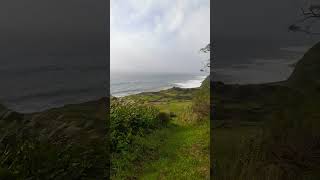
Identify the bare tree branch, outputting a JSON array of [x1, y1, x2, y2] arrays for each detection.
[[200, 43, 211, 72], [289, 3, 320, 35], [200, 44, 211, 53]]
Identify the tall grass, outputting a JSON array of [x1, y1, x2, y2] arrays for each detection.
[[0, 131, 107, 179], [110, 98, 170, 178], [214, 91, 320, 179], [180, 76, 210, 124], [0, 100, 108, 179]]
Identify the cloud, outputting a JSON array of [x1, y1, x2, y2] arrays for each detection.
[[0, 0, 107, 56], [111, 0, 210, 73]]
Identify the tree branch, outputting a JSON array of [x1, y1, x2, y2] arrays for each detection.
[[289, 4, 320, 35]]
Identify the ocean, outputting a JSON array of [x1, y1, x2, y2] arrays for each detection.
[[212, 40, 314, 84], [0, 56, 108, 113], [0, 41, 310, 113], [111, 72, 208, 97], [0, 56, 207, 113]]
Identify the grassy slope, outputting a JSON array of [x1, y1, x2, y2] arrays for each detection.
[[140, 122, 209, 180], [212, 42, 320, 179], [0, 98, 107, 142], [211, 83, 312, 178], [0, 98, 108, 179], [114, 88, 210, 179]]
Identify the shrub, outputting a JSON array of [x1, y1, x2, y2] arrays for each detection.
[[0, 134, 107, 179], [110, 98, 169, 177], [191, 76, 210, 121], [158, 112, 170, 124], [110, 99, 166, 154], [169, 111, 177, 118]]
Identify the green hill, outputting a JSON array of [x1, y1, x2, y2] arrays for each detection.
[[0, 98, 108, 179], [212, 42, 320, 179], [287, 42, 320, 91]]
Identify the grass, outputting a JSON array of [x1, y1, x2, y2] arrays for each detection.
[[139, 122, 209, 180], [212, 74, 320, 179], [155, 101, 192, 118], [125, 87, 197, 103], [112, 87, 210, 179], [0, 98, 109, 179], [212, 123, 262, 178]]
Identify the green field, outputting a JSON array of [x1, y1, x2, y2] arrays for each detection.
[[111, 87, 210, 179]]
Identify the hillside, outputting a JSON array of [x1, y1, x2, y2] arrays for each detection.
[[212, 42, 320, 179], [0, 98, 108, 179], [2, 40, 318, 179], [111, 82, 210, 179], [288, 42, 320, 91], [1, 98, 107, 144]]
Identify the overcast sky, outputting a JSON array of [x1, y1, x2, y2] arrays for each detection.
[[110, 0, 210, 73], [212, 0, 319, 67], [0, 0, 107, 56]]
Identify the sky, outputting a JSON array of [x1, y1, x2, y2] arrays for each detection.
[[212, 0, 320, 83], [212, 0, 320, 68], [1, 0, 317, 75], [110, 0, 210, 73], [0, 0, 108, 56]]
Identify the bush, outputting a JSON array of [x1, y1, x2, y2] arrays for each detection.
[[0, 100, 109, 179], [158, 112, 170, 124], [191, 76, 210, 121], [0, 135, 108, 179], [110, 98, 169, 177], [169, 112, 177, 118], [110, 99, 166, 153]]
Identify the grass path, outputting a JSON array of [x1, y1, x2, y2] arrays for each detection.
[[127, 99, 210, 179], [114, 90, 210, 179], [137, 121, 210, 180]]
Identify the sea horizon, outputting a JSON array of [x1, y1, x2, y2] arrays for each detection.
[[111, 71, 208, 97]]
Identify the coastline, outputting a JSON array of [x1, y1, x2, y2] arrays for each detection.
[[0, 75, 207, 115], [1, 75, 207, 115], [111, 74, 207, 97]]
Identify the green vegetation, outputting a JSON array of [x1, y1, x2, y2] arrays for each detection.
[[111, 81, 210, 179], [212, 42, 320, 179], [110, 98, 169, 178], [192, 76, 210, 119], [0, 75, 210, 179], [138, 121, 209, 180], [2, 40, 319, 179], [0, 98, 108, 179]]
